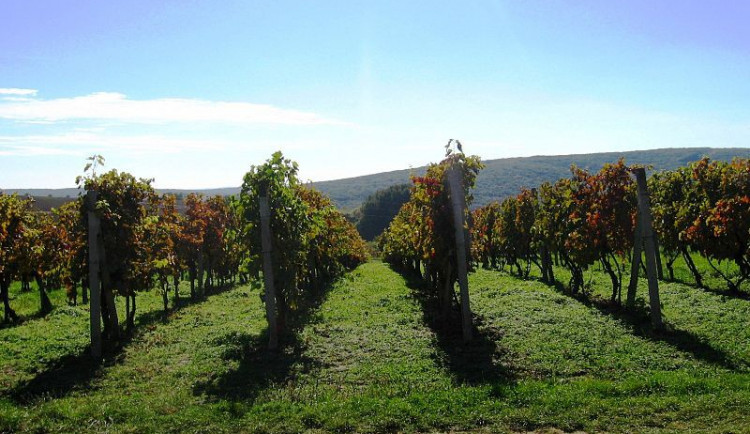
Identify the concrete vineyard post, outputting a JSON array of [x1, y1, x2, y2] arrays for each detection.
[[448, 167, 473, 342], [259, 189, 278, 350], [86, 190, 102, 359], [633, 168, 664, 330]]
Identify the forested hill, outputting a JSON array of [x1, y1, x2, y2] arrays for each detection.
[[5, 147, 750, 211], [315, 147, 750, 210]]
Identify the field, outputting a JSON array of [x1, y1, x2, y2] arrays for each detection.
[[1, 258, 749, 433]]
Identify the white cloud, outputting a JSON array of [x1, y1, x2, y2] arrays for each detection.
[[0, 91, 346, 126], [1, 97, 37, 102], [0, 88, 38, 96], [0, 130, 352, 160]]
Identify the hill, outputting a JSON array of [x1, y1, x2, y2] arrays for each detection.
[[5, 147, 750, 211], [315, 147, 750, 210]]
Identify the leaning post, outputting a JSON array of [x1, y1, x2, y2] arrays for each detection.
[[448, 166, 473, 342], [632, 168, 663, 330], [86, 190, 102, 359], [258, 184, 279, 350]]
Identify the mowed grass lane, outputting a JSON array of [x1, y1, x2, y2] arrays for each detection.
[[1, 261, 749, 432]]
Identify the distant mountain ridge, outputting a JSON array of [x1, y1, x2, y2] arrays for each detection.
[[314, 147, 750, 210], [4, 147, 749, 211]]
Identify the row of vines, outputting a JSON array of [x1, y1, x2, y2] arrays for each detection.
[[1, 153, 367, 347], [378, 146, 482, 327], [3, 150, 747, 341], [469, 157, 750, 300], [379, 154, 750, 320]]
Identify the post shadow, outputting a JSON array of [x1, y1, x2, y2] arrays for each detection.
[[549, 281, 745, 372], [669, 276, 750, 301], [191, 277, 338, 403], [395, 266, 516, 387], [0, 309, 48, 330]]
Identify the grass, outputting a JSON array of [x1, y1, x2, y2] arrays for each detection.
[[1, 260, 749, 433]]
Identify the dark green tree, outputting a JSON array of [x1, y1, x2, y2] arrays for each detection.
[[352, 184, 411, 241]]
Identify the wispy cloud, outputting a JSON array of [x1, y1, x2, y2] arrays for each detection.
[[0, 91, 346, 125], [0, 132, 231, 156], [0, 145, 79, 157], [0, 88, 38, 96]]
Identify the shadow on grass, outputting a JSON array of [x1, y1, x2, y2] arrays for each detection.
[[0, 287, 69, 330], [7, 281, 243, 404], [0, 310, 48, 331], [667, 276, 750, 301], [550, 280, 746, 371], [397, 267, 516, 387], [191, 280, 336, 403]]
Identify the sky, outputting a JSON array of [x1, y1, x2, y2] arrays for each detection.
[[1, 0, 749, 188]]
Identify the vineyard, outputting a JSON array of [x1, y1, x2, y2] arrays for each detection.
[[1, 150, 750, 432]]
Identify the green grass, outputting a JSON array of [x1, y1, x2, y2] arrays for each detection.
[[2, 261, 749, 433]]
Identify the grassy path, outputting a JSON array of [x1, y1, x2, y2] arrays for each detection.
[[469, 268, 750, 431], [1, 261, 749, 432]]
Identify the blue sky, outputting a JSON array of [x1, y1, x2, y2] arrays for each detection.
[[1, 1, 749, 188]]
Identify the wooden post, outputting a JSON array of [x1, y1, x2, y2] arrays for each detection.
[[86, 190, 102, 359], [101, 243, 121, 338], [633, 168, 663, 330], [626, 216, 643, 308], [259, 188, 278, 350], [197, 252, 204, 297], [448, 167, 472, 342], [654, 235, 664, 280], [532, 188, 553, 284]]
